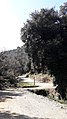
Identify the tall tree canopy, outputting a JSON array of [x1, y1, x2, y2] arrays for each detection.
[[21, 3, 67, 99]]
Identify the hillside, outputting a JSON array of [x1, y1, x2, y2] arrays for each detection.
[[0, 45, 29, 89], [0, 46, 29, 76]]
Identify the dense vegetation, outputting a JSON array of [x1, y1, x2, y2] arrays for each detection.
[[21, 3, 67, 99], [0, 46, 29, 89]]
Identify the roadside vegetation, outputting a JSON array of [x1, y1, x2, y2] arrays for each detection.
[[21, 2, 67, 100]]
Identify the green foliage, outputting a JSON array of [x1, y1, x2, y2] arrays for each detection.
[[0, 46, 29, 89], [0, 75, 17, 89], [0, 46, 29, 76], [59, 2, 67, 16], [21, 3, 67, 99], [21, 8, 58, 73]]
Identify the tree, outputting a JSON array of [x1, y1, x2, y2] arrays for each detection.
[[0, 46, 29, 89], [21, 5, 67, 99], [21, 8, 59, 72], [59, 2, 67, 16], [54, 2, 67, 99]]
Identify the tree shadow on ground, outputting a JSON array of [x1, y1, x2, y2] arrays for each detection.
[[0, 111, 51, 119], [0, 89, 23, 102]]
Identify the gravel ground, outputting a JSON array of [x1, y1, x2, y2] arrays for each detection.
[[0, 88, 67, 119]]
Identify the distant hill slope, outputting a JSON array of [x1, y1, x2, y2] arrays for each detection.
[[0, 45, 29, 77]]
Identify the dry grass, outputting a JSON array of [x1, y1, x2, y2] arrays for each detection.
[[17, 82, 38, 88], [29, 73, 54, 83]]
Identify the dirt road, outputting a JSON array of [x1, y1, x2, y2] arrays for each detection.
[[0, 88, 67, 119]]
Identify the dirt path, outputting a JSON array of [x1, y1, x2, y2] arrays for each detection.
[[0, 88, 67, 119], [19, 77, 56, 89]]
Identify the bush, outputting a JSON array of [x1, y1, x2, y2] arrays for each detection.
[[0, 74, 18, 89]]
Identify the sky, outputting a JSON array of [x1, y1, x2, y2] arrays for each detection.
[[0, 0, 67, 51]]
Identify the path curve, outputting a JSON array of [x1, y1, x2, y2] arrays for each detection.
[[0, 88, 67, 119]]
